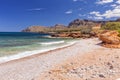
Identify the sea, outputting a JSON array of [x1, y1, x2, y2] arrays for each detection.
[[0, 32, 77, 63]]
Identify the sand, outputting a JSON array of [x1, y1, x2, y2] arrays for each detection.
[[0, 38, 120, 80]]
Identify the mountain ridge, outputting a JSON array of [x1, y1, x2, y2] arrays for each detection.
[[22, 18, 120, 33]]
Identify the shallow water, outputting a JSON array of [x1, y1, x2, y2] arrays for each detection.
[[0, 32, 76, 57]]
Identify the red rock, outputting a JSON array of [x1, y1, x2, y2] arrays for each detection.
[[99, 31, 120, 44], [99, 31, 120, 48]]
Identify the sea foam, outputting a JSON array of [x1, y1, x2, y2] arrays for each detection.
[[39, 40, 65, 45], [0, 41, 77, 64]]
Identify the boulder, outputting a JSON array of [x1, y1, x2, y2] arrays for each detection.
[[99, 31, 120, 48]]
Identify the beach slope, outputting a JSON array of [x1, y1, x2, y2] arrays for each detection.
[[0, 38, 120, 80]]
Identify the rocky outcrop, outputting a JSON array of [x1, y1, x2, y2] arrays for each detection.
[[51, 32, 81, 38], [68, 19, 97, 28], [68, 19, 105, 28], [99, 31, 120, 48], [51, 32, 94, 38]]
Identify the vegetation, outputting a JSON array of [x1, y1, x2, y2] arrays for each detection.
[[80, 27, 92, 34], [102, 22, 120, 30], [101, 22, 120, 37]]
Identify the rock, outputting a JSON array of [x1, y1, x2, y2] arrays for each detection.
[[51, 32, 81, 38], [99, 31, 120, 44], [99, 74, 105, 78], [99, 31, 120, 48], [106, 62, 113, 69], [68, 19, 103, 28]]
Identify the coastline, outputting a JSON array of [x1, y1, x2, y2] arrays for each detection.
[[0, 38, 98, 80], [0, 38, 120, 80], [0, 40, 77, 64]]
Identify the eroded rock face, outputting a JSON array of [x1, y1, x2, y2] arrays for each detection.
[[99, 31, 120, 48], [51, 32, 81, 38]]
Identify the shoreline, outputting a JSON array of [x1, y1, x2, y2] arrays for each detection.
[[0, 38, 99, 80], [0, 40, 77, 65]]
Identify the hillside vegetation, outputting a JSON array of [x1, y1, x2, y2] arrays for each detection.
[[102, 22, 120, 30]]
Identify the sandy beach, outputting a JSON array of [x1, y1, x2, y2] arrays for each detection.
[[0, 38, 120, 80]]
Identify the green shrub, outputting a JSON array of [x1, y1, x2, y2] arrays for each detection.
[[102, 22, 120, 30], [80, 27, 92, 34]]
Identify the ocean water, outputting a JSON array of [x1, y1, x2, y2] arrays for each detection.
[[0, 32, 77, 63]]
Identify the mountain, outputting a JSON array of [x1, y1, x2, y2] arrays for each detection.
[[22, 18, 120, 33], [22, 26, 50, 33], [22, 24, 67, 33], [116, 18, 120, 22], [68, 19, 96, 28]]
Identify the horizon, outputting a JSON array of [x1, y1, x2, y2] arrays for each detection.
[[0, 0, 120, 32]]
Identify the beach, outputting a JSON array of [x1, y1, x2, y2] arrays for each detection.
[[0, 38, 120, 80]]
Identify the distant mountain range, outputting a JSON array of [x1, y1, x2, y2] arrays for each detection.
[[22, 18, 120, 33]]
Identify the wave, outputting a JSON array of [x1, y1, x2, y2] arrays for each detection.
[[39, 40, 65, 45], [0, 41, 77, 64]]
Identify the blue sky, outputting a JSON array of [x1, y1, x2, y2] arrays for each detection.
[[0, 0, 120, 31]]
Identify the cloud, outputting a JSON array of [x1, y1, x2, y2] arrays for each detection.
[[116, 0, 120, 4], [89, 11, 104, 20], [90, 11, 101, 16], [110, 4, 117, 7], [27, 8, 45, 11], [96, 0, 113, 4], [90, 4, 120, 19], [78, 14, 86, 16], [73, 0, 78, 2], [73, 0, 87, 3], [94, 16, 104, 20], [65, 10, 73, 14]]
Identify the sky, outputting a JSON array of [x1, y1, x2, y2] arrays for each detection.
[[0, 0, 120, 32]]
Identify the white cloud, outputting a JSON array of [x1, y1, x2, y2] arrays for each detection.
[[116, 0, 120, 4], [90, 11, 102, 17], [87, 15, 103, 20], [27, 8, 45, 11], [65, 10, 73, 14], [94, 16, 104, 20], [73, 0, 78, 2], [111, 4, 117, 7], [90, 4, 120, 19], [103, 8, 120, 18], [73, 0, 87, 3], [96, 0, 113, 4], [78, 14, 86, 16], [89, 11, 103, 20]]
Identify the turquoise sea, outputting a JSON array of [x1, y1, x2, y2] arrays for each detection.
[[0, 32, 76, 63]]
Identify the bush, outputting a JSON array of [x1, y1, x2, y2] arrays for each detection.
[[102, 22, 120, 30], [80, 27, 92, 34]]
